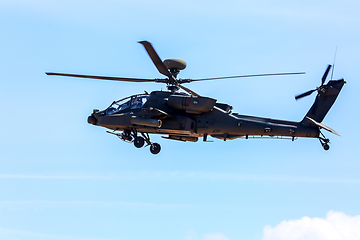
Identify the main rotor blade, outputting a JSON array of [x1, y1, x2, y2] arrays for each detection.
[[189, 72, 305, 81], [178, 85, 200, 97], [46, 72, 156, 82], [138, 41, 175, 82], [321, 65, 332, 85], [295, 89, 316, 100]]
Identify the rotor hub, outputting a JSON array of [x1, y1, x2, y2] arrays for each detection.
[[167, 85, 180, 93], [169, 68, 180, 78]]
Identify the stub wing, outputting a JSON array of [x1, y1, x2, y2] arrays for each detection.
[[306, 117, 340, 136]]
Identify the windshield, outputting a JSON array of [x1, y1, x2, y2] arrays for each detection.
[[106, 94, 149, 115]]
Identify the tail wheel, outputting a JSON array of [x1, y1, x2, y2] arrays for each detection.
[[323, 144, 330, 151], [134, 136, 145, 148], [150, 143, 161, 154], [319, 133, 330, 151]]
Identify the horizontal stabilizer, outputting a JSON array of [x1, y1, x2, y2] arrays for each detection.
[[306, 117, 340, 136]]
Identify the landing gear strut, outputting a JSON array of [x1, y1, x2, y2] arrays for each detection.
[[140, 132, 161, 154], [319, 132, 330, 151]]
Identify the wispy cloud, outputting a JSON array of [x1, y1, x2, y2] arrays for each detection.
[[1, 0, 358, 26], [203, 233, 230, 240], [1, 172, 360, 184], [0, 200, 196, 210], [185, 231, 231, 240], [0, 226, 120, 240], [0, 175, 113, 180]]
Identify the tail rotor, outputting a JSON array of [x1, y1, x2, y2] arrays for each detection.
[[295, 64, 332, 100]]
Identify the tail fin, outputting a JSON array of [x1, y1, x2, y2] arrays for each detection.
[[301, 79, 345, 125]]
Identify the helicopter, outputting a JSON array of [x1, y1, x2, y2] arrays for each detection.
[[46, 41, 345, 154]]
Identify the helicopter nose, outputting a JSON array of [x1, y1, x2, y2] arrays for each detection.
[[87, 115, 97, 125]]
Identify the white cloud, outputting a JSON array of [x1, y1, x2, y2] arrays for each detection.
[[262, 211, 360, 240]]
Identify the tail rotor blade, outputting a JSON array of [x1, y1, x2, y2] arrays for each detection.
[[321, 65, 332, 85], [295, 89, 316, 100], [295, 64, 333, 101]]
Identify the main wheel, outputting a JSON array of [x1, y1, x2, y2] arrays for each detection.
[[323, 144, 330, 151], [134, 136, 145, 148], [150, 143, 161, 154]]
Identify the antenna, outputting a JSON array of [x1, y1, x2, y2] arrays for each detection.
[[330, 47, 337, 80]]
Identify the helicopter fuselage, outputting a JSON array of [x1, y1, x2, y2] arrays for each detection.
[[89, 90, 319, 143]]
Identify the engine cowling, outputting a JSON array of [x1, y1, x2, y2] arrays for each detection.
[[166, 95, 217, 114]]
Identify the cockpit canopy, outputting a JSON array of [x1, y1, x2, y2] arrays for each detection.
[[106, 94, 149, 115]]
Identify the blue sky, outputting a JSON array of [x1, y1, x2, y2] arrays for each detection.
[[1, 0, 360, 240]]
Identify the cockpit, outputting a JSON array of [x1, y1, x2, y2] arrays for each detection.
[[106, 94, 149, 115]]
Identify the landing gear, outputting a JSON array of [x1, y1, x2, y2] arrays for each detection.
[[134, 136, 145, 148], [150, 143, 161, 154], [141, 132, 161, 154], [319, 132, 330, 151], [107, 129, 161, 154]]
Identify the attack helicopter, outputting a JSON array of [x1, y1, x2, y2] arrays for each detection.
[[46, 41, 345, 154]]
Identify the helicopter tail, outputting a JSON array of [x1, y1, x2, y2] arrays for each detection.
[[301, 78, 345, 127]]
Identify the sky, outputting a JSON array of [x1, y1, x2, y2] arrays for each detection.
[[1, 0, 360, 239]]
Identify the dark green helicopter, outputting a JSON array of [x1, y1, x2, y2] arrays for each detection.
[[46, 41, 345, 154]]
